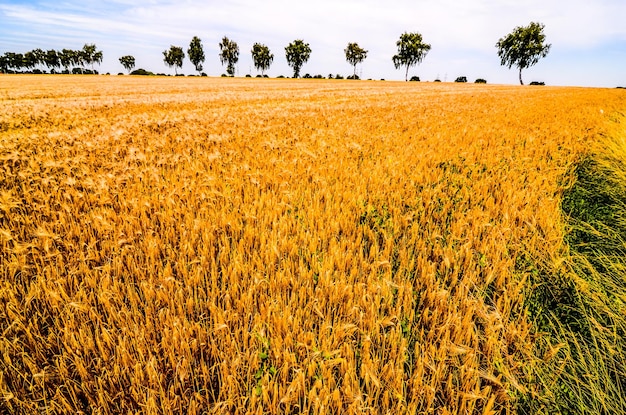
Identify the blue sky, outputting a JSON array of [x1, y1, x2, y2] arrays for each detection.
[[1, 0, 625, 86]]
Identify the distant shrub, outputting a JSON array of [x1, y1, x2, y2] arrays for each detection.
[[455, 76, 467, 83], [263, 74, 269, 78], [475, 78, 487, 84], [328, 74, 334, 79], [530, 81, 545, 86], [277, 75, 285, 78], [256, 74, 263, 78], [335, 74, 344, 79], [70, 68, 98, 75], [434, 79, 441, 82], [313, 74, 324, 79], [617, 86, 625, 89], [380, 78, 385, 81], [409, 76, 420, 82], [347, 74, 360, 80], [130, 68, 154, 76], [175, 73, 185, 77], [245, 74, 252, 78], [201, 72, 208, 77], [117, 73, 124, 76], [303, 73, 312, 78]]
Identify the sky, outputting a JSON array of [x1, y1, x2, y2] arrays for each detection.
[[1, 0, 625, 87]]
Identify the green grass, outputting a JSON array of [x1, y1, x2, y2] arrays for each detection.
[[521, 116, 626, 414]]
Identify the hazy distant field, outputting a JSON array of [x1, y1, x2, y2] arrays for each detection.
[[1, 75, 625, 414]]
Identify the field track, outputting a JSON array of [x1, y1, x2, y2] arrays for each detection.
[[1, 75, 625, 414]]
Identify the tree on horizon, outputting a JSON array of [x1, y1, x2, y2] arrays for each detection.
[[219, 36, 239, 76], [251, 43, 273, 76], [345, 42, 368, 78], [496, 22, 551, 85], [119, 55, 136, 74], [392, 32, 431, 82], [59, 49, 74, 72], [285, 39, 311, 78], [81, 44, 103, 72], [188, 36, 205, 74], [44, 49, 60, 72], [163, 45, 185, 75]]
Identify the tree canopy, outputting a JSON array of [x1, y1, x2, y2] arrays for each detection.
[[219, 37, 239, 76], [392, 32, 431, 82], [59, 49, 75, 72], [0, 54, 9, 73], [251, 43, 274, 76], [163, 45, 185, 75], [496, 22, 551, 85], [28, 49, 45, 71], [119, 55, 136, 74], [188, 36, 205, 74], [45, 49, 60, 71], [344, 42, 368, 78], [23, 51, 38, 71], [81, 44, 103, 71], [285, 40, 311, 78]]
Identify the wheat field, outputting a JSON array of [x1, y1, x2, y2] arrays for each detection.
[[1, 75, 625, 414]]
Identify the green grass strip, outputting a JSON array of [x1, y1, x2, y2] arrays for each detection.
[[521, 115, 626, 414]]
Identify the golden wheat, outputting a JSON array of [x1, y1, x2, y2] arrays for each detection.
[[0, 75, 624, 414]]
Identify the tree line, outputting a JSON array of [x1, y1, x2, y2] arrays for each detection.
[[0, 44, 103, 75], [156, 35, 425, 81], [1, 22, 550, 85]]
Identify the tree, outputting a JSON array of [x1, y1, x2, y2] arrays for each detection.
[[163, 45, 185, 75], [23, 51, 38, 72], [393, 32, 431, 81], [119, 55, 136, 74], [31, 48, 46, 71], [45, 50, 60, 73], [59, 49, 74, 73], [496, 22, 551, 85], [0, 54, 8, 73], [4, 53, 24, 73], [285, 39, 311, 78], [81, 44, 103, 72], [92, 48, 104, 71], [188, 36, 205, 74], [344, 42, 368, 78], [219, 36, 239, 76], [251, 43, 273, 76], [73, 51, 84, 73]]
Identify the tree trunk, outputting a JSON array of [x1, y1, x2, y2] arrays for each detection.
[[519, 67, 524, 85], [405, 66, 409, 82]]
